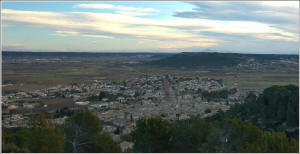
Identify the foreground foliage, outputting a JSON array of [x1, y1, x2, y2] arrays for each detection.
[[2, 112, 121, 153], [131, 117, 298, 153], [3, 114, 65, 153], [209, 85, 299, 138], [131, 85, 299, 153]]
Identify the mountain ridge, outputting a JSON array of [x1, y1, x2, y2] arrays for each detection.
[[147, 52, 298, 68]]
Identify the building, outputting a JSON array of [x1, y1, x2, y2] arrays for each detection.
[[120, 141, 134, 152]]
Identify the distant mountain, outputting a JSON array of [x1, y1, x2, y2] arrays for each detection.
[[201, 49, 299, 55], [201, 49, 229, 53], [147, 52, 298, 68]]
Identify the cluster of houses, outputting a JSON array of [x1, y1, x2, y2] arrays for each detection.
[[237, 57, 299, 71], [2, 74, 247, 152]]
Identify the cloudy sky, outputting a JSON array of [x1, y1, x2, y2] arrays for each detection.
[[2, 1, 299, 54]]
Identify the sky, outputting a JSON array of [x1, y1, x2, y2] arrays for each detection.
[[2, 1, 299, 54]]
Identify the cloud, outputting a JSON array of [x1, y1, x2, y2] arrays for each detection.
[[138, 40, 145, 44], [258, 1, 299, 9], [2, 43, 25, 51], [74, 3, 158, 12], [2, 2, 298, 52], [175, 2, 298, 23], [54, 30, 113, 39], [253, 33, 296, 41], [3, 8, 295, 41], [5, 43, 24, 47], [118, 11, 153, 16], [159, 41, 217, 51], [2, 9, 218, 49], [174, 1, 299, 34]]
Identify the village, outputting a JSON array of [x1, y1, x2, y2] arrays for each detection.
[[3, 74, 247, 151]]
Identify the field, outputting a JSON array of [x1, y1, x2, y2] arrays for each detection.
[[3, 52, 299, 95]]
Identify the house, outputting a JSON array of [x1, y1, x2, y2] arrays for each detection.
[[8, 105, 18, 110], [23, 103, 34, 109], [117, 97, 125, 103], [75, 101, 89, 105], [122, 127, 133, 135], [120, 141, 134, 152], [2, 109, 9, 114], [52, 117, 67, 125], [102, 98, 109, 102], [103, 125, 117, 133], [112, 134, 121, 142]]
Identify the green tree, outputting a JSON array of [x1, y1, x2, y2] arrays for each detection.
[[205, 108, 211, 114], [27, 114, 65, 152], [170, 117, 211, 152], [64, 111, 102, 152], [121, 134, 133, 142], [132, 117, 171, 152], [63, 111, 121, 153], [2, 128, 30, 153], [90, 132, 121, 153], [209, 85, 299, 139], [261, 131, 298, 153]]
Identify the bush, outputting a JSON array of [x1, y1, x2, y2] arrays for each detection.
[[205, 108, 211, 114]]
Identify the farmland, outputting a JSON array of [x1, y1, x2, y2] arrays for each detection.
[[3, 52, 298, 94]]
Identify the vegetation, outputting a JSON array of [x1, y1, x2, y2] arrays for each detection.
[[148, 52, 242, 67], [209, 85, 299, 138], [205, 108, 211, 114], [148, 52, 298, 68], [2, 112, 121, 153], [2, 114, 65, 153], [201, 88, 236, 101], [131, 117, 172, 152], [131, 85, 299, 153], [3, 51, 298, 94], [121, 134, 133, 142], [54, 107, 74, 118], [131, 117, 298, 153]]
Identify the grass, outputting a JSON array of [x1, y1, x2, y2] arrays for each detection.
[[3, 60, 298, 93]]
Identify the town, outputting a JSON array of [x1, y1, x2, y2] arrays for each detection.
[[2, 74, 248, 151]]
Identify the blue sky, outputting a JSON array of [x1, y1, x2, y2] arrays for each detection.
[[2, 1, 299, 54]]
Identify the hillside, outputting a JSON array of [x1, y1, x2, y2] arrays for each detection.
[[208, 85, 299, 139], [147, 52, 298, 68]]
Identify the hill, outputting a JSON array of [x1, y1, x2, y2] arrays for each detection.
[[147, 52, 298, 68], [208, 85, 299, 138]]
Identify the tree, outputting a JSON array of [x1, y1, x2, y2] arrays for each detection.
[[63, 111, 102, 152], [2, 114, 65, 153], [63, 111, 121, 153], [130, 116, 299, 153], [90, 132, 121, 153], [121, 134, 133, 142], [209, 85, 299, 139], [27, 114, 65, 152], [170, 117, 211, 153], [205, 108, 211, 114], [132, 117, 171, 152], [261, 131, 298, 153], [2, 128, 30, 153]]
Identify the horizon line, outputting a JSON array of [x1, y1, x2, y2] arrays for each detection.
[[2, 50, 299, 55]]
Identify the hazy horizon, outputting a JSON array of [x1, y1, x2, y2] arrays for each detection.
[[3, 50, 299, 55]]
